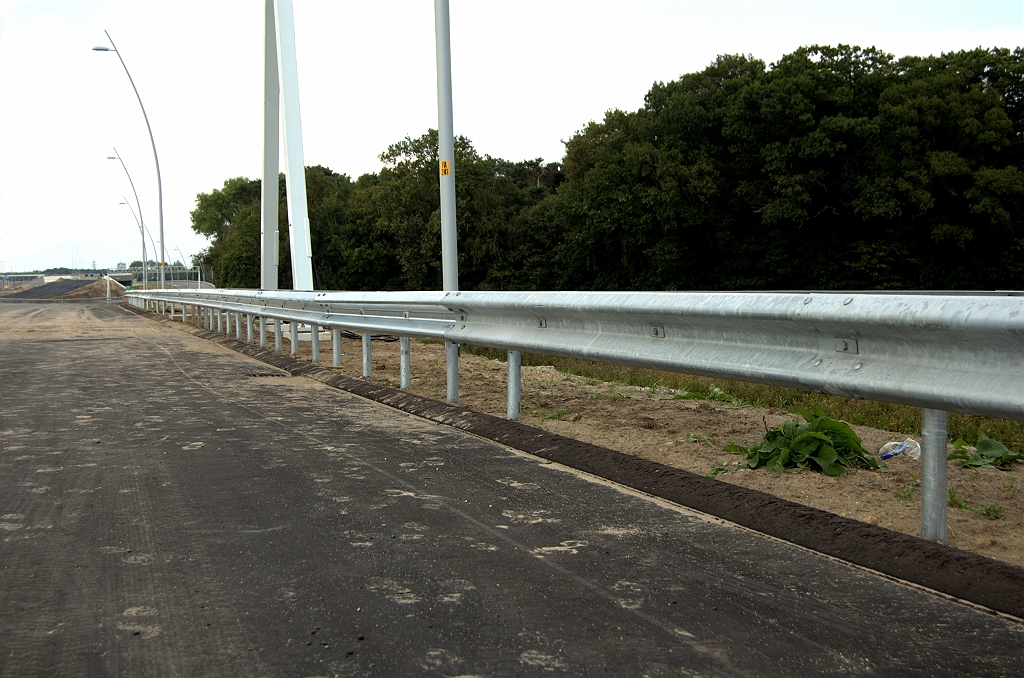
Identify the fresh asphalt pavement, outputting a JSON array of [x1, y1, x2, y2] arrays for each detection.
[[1, 303, 1022, 677]]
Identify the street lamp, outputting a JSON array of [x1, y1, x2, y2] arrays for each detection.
[[93, 30, 165, 289], [117, 199, 156, 289], [119, 201, 158, 256], [108, 149, 149, 289], [173, 246, 195, 288]]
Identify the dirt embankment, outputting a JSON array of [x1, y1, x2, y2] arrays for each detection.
[[55, 278, 125, 299]]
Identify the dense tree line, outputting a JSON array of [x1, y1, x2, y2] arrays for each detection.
[[192, 46, 1023, 291]]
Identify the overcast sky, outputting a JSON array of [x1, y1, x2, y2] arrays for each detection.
[[0, 0, 1021, 273]]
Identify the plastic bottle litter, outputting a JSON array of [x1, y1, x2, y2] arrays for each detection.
[[879, 439, 921, 461]]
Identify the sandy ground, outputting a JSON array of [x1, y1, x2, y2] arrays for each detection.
[[251, 326, 1022, 570]]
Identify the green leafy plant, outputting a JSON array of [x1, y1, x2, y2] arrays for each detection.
[[947, 488, 973, 511], [724, 406, 878, 477], [899, 485, 918, 502], [707, 465, 732, 478], [547, 409, 570, 420], [979, 503, 1003, 519], [672, 383, 742, 406], [948, 432, 1022, 470]]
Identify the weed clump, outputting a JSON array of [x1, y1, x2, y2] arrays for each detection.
[[725, 406, 878, 477], [948, 432, 1022, 471]]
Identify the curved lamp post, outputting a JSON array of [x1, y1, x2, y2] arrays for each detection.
[[108, 149, 149, 289], [121, 199, 160, 261], [117, 198, 157, 289], [93, 30, 165, 289]]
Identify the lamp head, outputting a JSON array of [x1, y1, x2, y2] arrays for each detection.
[[107, 156, 116, 160], [92, 46, 114, 52]]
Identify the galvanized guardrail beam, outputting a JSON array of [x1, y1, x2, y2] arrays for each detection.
[[132, 288, 1024, 421]]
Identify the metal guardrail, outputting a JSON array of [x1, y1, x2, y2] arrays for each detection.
[[128, 288, 1023, 420], [126, 288, 1024, 544]]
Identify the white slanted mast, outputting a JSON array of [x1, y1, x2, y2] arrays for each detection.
[[263, 0, 314, 291]]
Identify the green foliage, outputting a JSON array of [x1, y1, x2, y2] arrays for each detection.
[[947, 488, 973, 511], [725, 406, 879, 476], [672, 383, 742, 405], [707, 465, 732, 478], [948, 432, 1023, 470], [979, 503, 1003, 519], [551, 46, 1024, 291], [192, 46, 1023, 294]]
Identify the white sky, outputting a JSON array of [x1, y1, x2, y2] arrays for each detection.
[[0, 0, 1021, 272]]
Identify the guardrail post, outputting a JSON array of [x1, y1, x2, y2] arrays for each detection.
[[274, 319, 282, 352], [311, 323, 320, 362], [290, 322, 298, 356], [259, 317, 268, 348], [362, 333, 371, 377], [246, 314, 254, 344], [235, 312, 242, 340], [507, 350, 521, 420], [446, 342, 459, 404], [180, 304, 186, 323], [921, 408, 949, 543], [332, 328, 341, 367], [399, 337, 411, 388]]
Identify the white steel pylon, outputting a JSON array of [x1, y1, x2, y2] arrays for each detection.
[[263, 0, 314, 291]]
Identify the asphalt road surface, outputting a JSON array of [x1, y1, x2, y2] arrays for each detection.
[[2, 303, 1022, 677], [3, 279, 96, 299]]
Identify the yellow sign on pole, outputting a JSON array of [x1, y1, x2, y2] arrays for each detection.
[[439, 160, 451, 177]]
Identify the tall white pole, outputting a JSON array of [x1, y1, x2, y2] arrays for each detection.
[[262, 0, 280, 291], [273, 0, 314, 291], [435, 0, 458, 293], [100, 31, 166, 289], [435, 0, 459, 404]]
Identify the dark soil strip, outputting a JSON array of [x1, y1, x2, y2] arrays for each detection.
[[131, 305, 1024, 619]]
